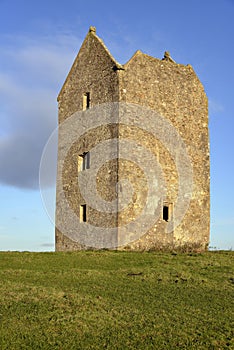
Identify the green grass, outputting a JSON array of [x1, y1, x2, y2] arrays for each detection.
[[0, 251, 233, 349]]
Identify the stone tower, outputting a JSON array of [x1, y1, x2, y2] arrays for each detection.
[[55, 27, 210, 252]]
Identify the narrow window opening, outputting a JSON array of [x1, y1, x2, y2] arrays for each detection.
[[80, 204, 87, 222], [78, 152, 90, 171], [84, 152, 90, 169], [163, 205, 169, 222], [83, 92, 90, 110]]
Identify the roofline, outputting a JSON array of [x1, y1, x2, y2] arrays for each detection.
[[57, 27, 123, 101]]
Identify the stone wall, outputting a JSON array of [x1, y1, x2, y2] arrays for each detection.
[[56, 28, 120, 250], [55, 28, 209, 252], [117, 51, 209, 251]]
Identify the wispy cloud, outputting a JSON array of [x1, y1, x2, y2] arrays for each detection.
[[0, 32, 81, 189], [211, 217, 234, 227], [40, 243, 54, 247], [209, 99, 224, 115]]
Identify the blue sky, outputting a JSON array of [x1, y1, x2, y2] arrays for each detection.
[[0, 0, 233, 251]]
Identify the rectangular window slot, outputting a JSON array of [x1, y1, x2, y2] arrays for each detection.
[[78, 152, 90, 171], [80, 204, 87, 222], [162, 203, 173, 222], [83, 92, 90, 110], [163, 204, 171, 221], [163, 205, 169, 222]]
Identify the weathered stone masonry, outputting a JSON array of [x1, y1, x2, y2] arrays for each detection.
[[55, 27, 210, 251]]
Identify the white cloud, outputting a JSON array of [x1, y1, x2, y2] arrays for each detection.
[[1, 33, 80, 87], [209, 99, 224, 115], [211, 217, 234, 227], [0, 32, 81, 189]]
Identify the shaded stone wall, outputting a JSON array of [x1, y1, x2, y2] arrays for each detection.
[[117, 52, 209, 251]]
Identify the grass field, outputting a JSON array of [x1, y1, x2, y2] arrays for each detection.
[[0, 251, 233, 349]]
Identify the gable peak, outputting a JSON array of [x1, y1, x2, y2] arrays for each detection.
[[89, 26, 96, 34]]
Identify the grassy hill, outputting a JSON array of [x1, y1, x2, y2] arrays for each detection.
[[0, 251, 233, 349]]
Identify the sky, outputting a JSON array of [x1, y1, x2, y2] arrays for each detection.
[[0, 0, 233, 251]]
